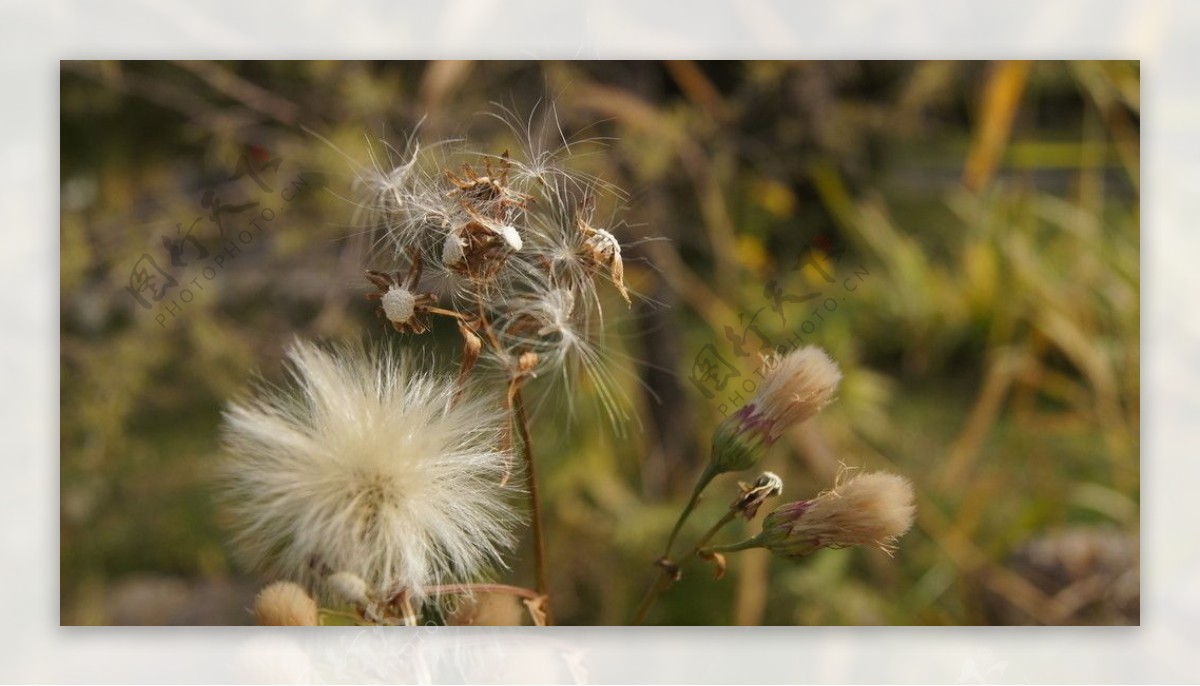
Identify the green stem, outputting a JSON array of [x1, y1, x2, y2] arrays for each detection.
[[663, 463, 719, 558], [701, 535, 764, 555], [632, 508, 738, 625]]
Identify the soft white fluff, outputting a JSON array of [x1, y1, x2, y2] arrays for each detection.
[[341, 105, 641, 431], [753, 345, 843, 442], [220, 340, 521, 604]]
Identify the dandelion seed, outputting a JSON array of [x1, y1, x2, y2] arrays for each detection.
[[441, 231, 467, 269], [220, 340, 521, 606], [578, 215, 631, 305]]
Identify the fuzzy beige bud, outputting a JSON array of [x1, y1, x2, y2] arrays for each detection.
[[748, 346, 842, 443], [254, 581, 319, 626], [710, 470, 916, 561], [759, 471, 915, 558], [708, 346, 841, 476]]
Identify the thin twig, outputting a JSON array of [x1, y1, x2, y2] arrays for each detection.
[[632, 509, 737, 625], [423, 582, 542, 601]]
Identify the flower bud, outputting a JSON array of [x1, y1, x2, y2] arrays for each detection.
[[709, 404, 769, 474], [757, 471, 915, 559], [708, 346, 841, 475], [254, 581, 319, 626]]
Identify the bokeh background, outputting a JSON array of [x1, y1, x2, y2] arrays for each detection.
[[60, 60, 1139, 626]]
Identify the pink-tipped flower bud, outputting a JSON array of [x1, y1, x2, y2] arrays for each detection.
[[756, 471, 916, 558], [709, 346, 842, 475]]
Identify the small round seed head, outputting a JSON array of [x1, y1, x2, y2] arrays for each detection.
[[707, 347, 841, 475], [254, 581, 319, 626], [380, 286, 417, 325], [758, 471, 916, 559], [327, 571, 372, 607], [712, 346, 842, 471]]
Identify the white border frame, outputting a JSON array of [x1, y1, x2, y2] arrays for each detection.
[[5, 0, 1189, 682]]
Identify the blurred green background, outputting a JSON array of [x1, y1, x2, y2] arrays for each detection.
[[60, 60, 1139, 625]]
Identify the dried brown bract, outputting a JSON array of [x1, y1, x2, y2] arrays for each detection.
[[576, 213, 631, 305], [445, 153, 532, 218]]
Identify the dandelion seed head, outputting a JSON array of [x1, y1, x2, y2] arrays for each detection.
[[335, 103, 646, 430], [220, 340, 521, 605]]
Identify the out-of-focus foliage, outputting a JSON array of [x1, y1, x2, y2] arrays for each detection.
[[60, 60, 1139, 625]]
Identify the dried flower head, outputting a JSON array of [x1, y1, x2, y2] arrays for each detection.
[[732, 471, 784, 520], [220, 340, 521, 606], [341, 105, 646, 430], [254, 581, 319, 626], [709, 345, 842, 474], [745, 471, 916, 559]]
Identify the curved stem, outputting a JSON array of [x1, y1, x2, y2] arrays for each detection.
[[512, 386, 551, 624], [702, 537, 764, 555], [663, 463, 719, 558], [632, 508, 738, 625]]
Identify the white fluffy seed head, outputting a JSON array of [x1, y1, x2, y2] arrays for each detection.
[[339, 107, 642, 430], [759, 470, 916, 558], [380, 286, 417, 324], [220, 340, 521, 605], [327, 571, 372, 607]]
